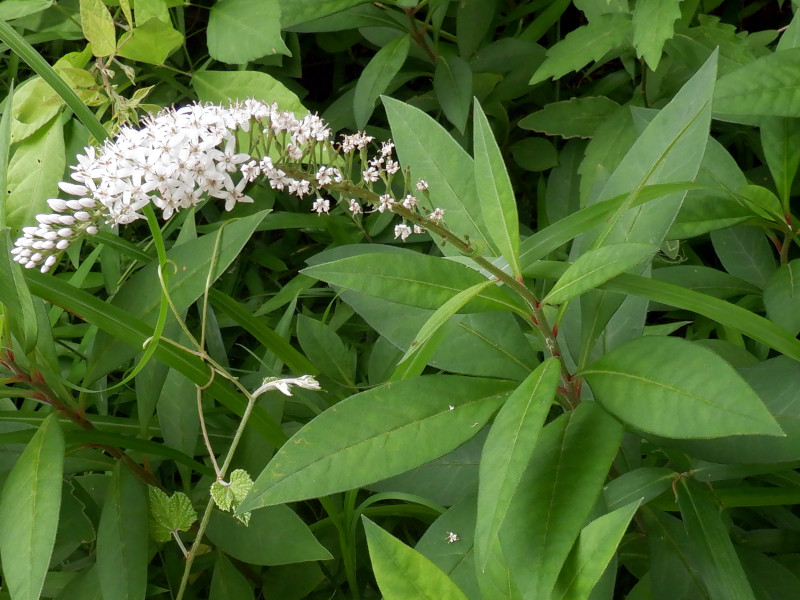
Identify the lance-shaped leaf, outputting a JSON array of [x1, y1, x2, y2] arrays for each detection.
[[80, 0, 116, 56], [473, 100, 521, 279], [354, 35, 410, 129], [302, 252, 525, 315], [500, 402, 623, 600], [364, 518, 470, 600], [475, 359, 559, 572], [542, 243, 657, 305], [763, 259, 800, 336], [239, 375, 514, 510], [0, 414, 64, 600], [553, 500, 641, 600], [581, 336, 783, 439]]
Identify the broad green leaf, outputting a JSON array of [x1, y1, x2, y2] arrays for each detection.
[[192, 70, 306, 116], [581, 336, 783, 439], [763, 259, 800, 336], [632, 0, 681, 71], [473, 100, 521, 278], [279, 0, 369, 28], [211, 469, 254, 525], [80, 0, 116, 56], [6, 115, 65, 235], [553, 500, 641, 600], [510, 137, 558, 172], [501, 402, 623, 600], [677, 478, 757, 600], [302, 251, 525, 315], [0, 229, 38, 353], [434, 55, 472, 132], [0, 0, 52, 20], [133, 0, 170, 25], [710, 225, 777, 289], [760, 117, 800, 206], [205, 505, 332, 565], [519, 97, 620, 139], [0, 414, 64, 600], [10, 77, 63, 144], [354, 35, 410, 129], [456, 0, 494, 57], [239, 375, 513, 510], [116, 18, 184, 64], [210, 554, 253, 600], [530, 14, 632, 84], [543, 243, 657, 305], [364, 518, 469, 600], [296, 314, 355, 385], [97, 463, 148, 600], [475, 359, 559, 571], [208, 0, 289, 64], [86, 210, 269, 381], [148, 487, 197, 543], [715, 48, 800, 118], [383, 96, 495, 255]]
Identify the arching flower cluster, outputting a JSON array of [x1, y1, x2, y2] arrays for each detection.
[[10, 99, 442, 273]]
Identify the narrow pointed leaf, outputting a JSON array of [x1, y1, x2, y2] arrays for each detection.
[[354, 35, 410, 129], [581, 336, 783, 439], [210, 554, 253, 600], [434, 56, 472, 132], [632, 0, 681, 71], [543, 243, 657, 305], [475, 359, 559, 571], [364, 518, 470, 600], [763, 259, 800, 336], [240, 375, 513, 510], [0, 414, 64, 600], [473, 100, 521, 278], [501, 402, 624, 599]]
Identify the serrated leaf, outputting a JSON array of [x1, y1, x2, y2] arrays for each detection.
[[212, 469, 254, 525], [354, 35, 410, 129], [239, 375, 514, 510], [475, 359, 559, 572], [581, 336, 784, 439], [116, 18, 184, 64], [80, 0, 116, 56], [715, 48, 800, 118], [364, 518, 470, 600], [0, 414, 64, 600], [208, 0, 289, 64], [519, 97, 620, 139], [632, 0, 681, 71], [148, 487, 198, 543], [473, 100, 521, 279], [543, 243, 658, 305], [530, 14, 632, 84], [434, 55, 472, 132], [763, 259, 800, 336]]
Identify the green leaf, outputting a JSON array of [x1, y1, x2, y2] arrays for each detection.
[[302, 251, 525, 315], [0, 229, 38, 353], [603, 467, 675, 511], [632, 0, 681, 71], [205, 505, 332, 565], [211, 469, 254, 525], [0, 0, 52, 20], [364, 517, 469, 600], [543, 243, 658, 305], [296, 314, 355, 384], [509, 137, 558, 172], [192, 70, 306, 116], [5, 115, 65, 235], [207, 0, 289, 64], [553, 500, 641, 600], [760, 117, 800, 206], [80, 0, 116, 56], [0, 414, 64, 600], [501, 402, 623, 599], [473, 100, 521, 279], [434, 55, 472, 132], [530, 14, 632, 84], [96, 464, 148, 600], [383, 96, 495, 255], [279, 0, 369, 28], [239, 375, 513, 510], [116, 18, 184, 64], [148, 486, 198, 543], [475, 359, 559, 571], [710, 225, 777, 289], [456, 0, 494, 57], [354, 35, 410, 129], [714, 48, 800, 118], [677, 478, 757, 600], [210, 554, 253, 600], [763, 259, 800, 336], [581, 336, 783, 439]]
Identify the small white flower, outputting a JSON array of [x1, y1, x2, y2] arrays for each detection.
[[312, 198, 331, 214], [384, 159, 400, 175], [394, 223, 412, 241], [416, 178, 429, 191], [377, 194, 395, 213], [429, 207, 445, 223], [348, 198, 362, 214], [446, 531, 459, 544], [402, 194, 417, 209], [362, 167, 380, 183]]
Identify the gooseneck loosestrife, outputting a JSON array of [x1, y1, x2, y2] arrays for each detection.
[[10, 99, 578, 407]]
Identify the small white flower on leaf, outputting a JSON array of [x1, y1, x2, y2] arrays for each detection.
[[148, 486, 198, 543], [211, 469, 254, 526], [446, 531, 459, 543]]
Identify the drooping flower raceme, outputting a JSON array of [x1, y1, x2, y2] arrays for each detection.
[[11, 100, 444, 273]]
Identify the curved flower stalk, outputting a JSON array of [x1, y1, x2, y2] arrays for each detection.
[[10, 99, 443, 272]]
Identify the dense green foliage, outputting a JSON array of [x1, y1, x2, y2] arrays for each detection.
[[2, 1, 800, 598]]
